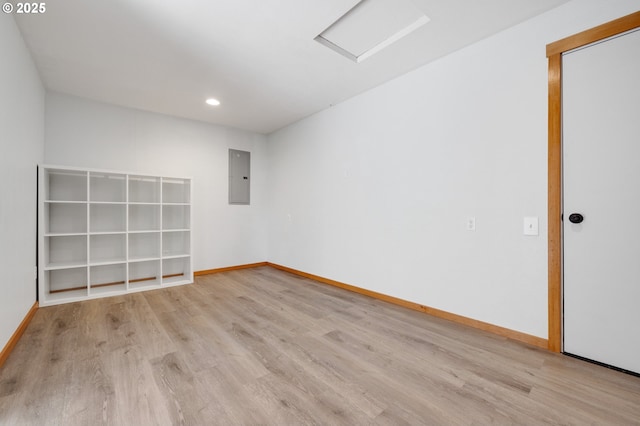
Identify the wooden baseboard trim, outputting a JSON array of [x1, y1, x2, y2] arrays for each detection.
[[195, 262, 268, 276], [0, 301, 39, 369], [267, 262, 548, 349], [193, 260, 548, 349]]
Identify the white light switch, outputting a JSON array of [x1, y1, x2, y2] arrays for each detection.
[[524, 217, 539, 236], [467, 217, 476, 231]]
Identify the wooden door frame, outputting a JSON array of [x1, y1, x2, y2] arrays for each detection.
[[546, 11, 640, 352]]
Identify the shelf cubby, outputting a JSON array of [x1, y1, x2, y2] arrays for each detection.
[[90, 203, 126, 233], [162, 204, 190, 230], [129, 175, 160, 203], [45, 235, 87, 269], [129, 260, 161, 289], [162, 178, 191, 204], [90, 234, 126, 265], [162, 231, 190, 258], [129, 232, 160, 261], [90, 172, 126, 202], [45, 202, 87, 235], [129, 204, 160, 231], [162, 257, 191, 285], [46, 169, 87, 202], [90, 263, 126, 295], [47, 267, 88, 299]]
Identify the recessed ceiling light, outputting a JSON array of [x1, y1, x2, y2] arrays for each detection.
[[315, 0, 429, 63], [206, 98, 221, 106]]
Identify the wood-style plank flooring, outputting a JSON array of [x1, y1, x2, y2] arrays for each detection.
[[1, 266, 639, 425]]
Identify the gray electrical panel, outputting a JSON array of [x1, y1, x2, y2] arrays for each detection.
[[228, 149, 250, 204]]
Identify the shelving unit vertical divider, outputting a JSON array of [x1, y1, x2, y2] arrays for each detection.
[[86, 172, 91, 297], [158, 177, 164, 286], [125, 174, 130, 291], [37, 167, 43, 305], [190, 180, 193, 283]]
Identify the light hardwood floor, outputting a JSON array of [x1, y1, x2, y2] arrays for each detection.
[[1, 266, 639, 425]]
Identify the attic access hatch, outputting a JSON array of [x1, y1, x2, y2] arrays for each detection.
[[315, 0, 430, 63]]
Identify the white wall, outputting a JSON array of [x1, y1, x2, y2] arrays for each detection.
[[45, 93, 268, 270], [0, 16, 45, 349], [266, 0, 640, 339]]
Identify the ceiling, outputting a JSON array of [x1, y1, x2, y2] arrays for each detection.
[[15, 0, 569, 134]]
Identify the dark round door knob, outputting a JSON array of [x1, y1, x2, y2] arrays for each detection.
[[569, 213, 584, 224]]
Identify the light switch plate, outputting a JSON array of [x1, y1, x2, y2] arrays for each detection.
[[467, 217, 476, 231], [524, 217, 539, 236]]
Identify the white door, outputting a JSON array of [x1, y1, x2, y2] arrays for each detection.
[[563, 28, 640, 374]]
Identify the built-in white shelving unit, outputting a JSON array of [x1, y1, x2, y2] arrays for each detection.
[[38, 166, 193, 306]]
